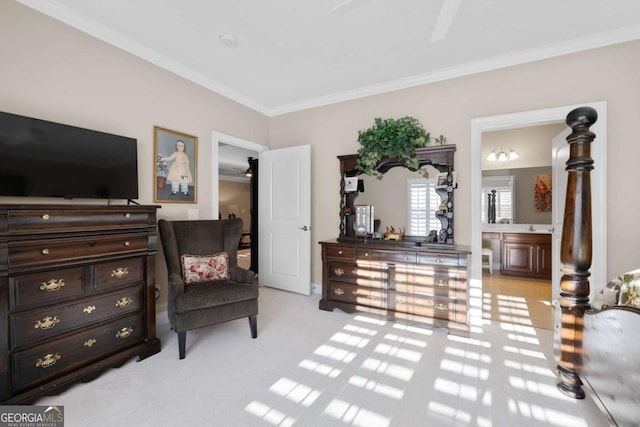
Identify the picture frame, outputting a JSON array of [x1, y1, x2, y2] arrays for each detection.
[[154, 126, 197, 203], [344, 177, 358, 192]]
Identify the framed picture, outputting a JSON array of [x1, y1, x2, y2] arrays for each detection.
[[154, 126, 197, 203], [344, 177, 358, 192]]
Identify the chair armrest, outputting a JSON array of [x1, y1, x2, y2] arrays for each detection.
[[230, 266, 256, 285], [168, 272, 186, 298]]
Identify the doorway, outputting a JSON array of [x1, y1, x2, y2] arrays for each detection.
[[212, 132, 268, 273], [470, 102, 608, 333]]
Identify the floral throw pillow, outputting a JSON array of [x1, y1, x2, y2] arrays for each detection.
[[617, 268, 640, 308], [181, 252, 230, 285]]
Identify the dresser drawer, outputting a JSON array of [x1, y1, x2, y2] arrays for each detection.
[[325, 245, 356, 260], [394, 267, 462, 295], [358, 249, 416, 264], [389, 291, 456, 321], [9, 233, 149, 268], [11, 286, 144, 348], [328, 261, 358, 283], [10, 267, 85, 310], [417, 253, 460, 267], [6, 209, 150, 235], [94, 257, 144, 291], [328, 282, 386, 308], [12, 313, 145, 392]]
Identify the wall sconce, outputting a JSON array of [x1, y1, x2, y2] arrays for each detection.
[[487, 148, 518, 161]]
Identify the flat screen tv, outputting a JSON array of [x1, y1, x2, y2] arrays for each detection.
[[0, 111, 138, 200]]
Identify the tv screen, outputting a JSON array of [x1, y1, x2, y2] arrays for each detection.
[[0, 111, 138, 200]]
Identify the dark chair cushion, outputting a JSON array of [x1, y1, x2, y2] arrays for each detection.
[[174, 280, 259, 313]]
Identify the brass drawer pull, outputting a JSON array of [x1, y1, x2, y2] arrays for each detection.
[[435, 303, 447, 311], [36, 353, 61, 369], [40, 279, 65, 292], [334, 288, 345, 296], [41, 214, 50, 220], [125, 213, 131, 218], [84, 338, 97, 348], [116, 327, 133, 339], [338, 250, 343, 255], [83, 305, 96, 314], [124, 241, 130, 247], [111, 267, 129, 278], [395, 297, 405, 304], [436, 279, 447, 287], [34, 315, 60, 330], [333, 267, 345, 276], [41, 248, 50, 255], [435, 258, 441, 263], [115, 297, 133, 308]]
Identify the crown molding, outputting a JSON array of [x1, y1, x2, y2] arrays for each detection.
[[17, 1, 640, 117]]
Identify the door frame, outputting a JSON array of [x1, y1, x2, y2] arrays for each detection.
[[470, 101, 607, 325]]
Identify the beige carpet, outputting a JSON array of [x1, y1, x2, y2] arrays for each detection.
[[37, 286, 607, 427]]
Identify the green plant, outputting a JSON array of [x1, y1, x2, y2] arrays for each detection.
[[433, 134, 447, 146], [356, 116, 430, 175]]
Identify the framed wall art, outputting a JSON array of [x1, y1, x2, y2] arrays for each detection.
[[154, 126, 197, 203]]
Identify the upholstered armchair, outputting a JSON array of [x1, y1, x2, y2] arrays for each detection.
[[158, 218, 258, 359]]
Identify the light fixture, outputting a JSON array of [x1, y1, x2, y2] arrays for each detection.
[[219, 34, 238, 48], [487, 147, 518, 161]]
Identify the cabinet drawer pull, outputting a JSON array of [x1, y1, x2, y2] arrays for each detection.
[[116, 327, 133, 339], [124, 241, 130, 247], [436, 279, 447, 287], [435, 258, 441, 263], [125, 213, 131, 218], [334, 288, 345, 296], [40, 279, 65, 292], [34, 315, 60, 330], [35, 353, 61, 369], [84, 338, 97, 348], [333, 268, 345, 276], [338, 250, 343, 255], [435, 303, 447, 311], [111, 267, 130, 278], [364, 252, 369, 257], [115, 297, 133, 308], [41, 248, 50, 255], [41, 214, 50, 220], [83, 305, 96, 314]]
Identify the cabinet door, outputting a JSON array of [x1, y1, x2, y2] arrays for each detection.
[[536, 243, 553, 278], [502, 241, 534, 275]]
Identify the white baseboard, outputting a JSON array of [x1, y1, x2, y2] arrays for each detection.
[[311, 283, 321, 295]]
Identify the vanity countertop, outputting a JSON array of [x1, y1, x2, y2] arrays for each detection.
[[482, 224, 553, 234]]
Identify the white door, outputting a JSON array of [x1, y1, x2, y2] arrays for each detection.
[[258, 145, 311, 295], [551, 128, 570, 303]]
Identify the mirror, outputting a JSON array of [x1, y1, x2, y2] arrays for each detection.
[[356, 165, 442, 236], [338, 145, 456, 245], [481, 124, 563, 224]]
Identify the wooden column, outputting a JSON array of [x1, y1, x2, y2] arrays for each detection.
[[556, 106, 597, 399]]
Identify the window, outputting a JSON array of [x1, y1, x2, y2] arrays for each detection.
[[481, 175, 515, 223], [407, 178, 440, 236]]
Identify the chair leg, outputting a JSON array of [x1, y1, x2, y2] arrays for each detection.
[[178, 331, 186, 359], [249, 315, 257, 339]]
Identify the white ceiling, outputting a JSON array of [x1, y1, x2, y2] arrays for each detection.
[[18, 0, 640, 117]]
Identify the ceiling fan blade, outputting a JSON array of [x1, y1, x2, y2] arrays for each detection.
[[430, 0, 462, 42], [331, 0, 369, 15]]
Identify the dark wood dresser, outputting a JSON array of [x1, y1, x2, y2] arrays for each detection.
[[0, 204, 161, 403], [320, 240, 470, 334]]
